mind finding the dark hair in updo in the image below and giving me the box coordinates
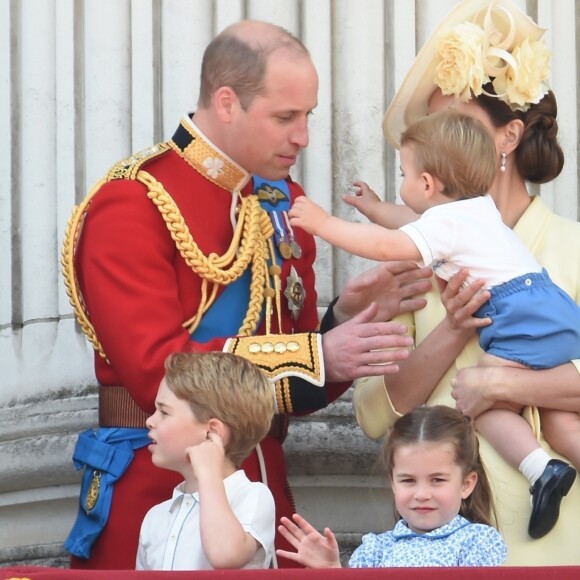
[475,83,564,184]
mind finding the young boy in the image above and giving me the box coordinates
[136,351,276,570]
[289,109,580,540]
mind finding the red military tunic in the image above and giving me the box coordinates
[67,116,350,569]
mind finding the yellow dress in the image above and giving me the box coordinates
[353,196,580,565]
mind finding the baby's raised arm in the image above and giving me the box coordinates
[344,181,419,229]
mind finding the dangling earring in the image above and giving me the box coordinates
[500,152,507,172]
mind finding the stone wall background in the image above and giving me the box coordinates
[1,0,578,567]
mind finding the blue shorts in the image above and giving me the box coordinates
[475,269,580,369]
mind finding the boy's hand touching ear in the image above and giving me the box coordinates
[185,432,226,479]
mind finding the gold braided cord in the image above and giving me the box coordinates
[239,234,267,337]
[60,179,109,360]
[61,166,281,361]
[138,170,277,337]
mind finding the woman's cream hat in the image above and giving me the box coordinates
[383,0,549,148]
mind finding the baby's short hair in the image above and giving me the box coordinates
[164,351,275,467]
[401,109,496,199]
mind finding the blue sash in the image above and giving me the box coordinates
[64,427,150,558]
[192,176,290,341]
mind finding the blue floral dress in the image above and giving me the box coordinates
[348,515,507,567]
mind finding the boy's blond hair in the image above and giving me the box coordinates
[401,110,496,200]
[164,352,275,467]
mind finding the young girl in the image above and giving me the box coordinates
[277,405,507,567]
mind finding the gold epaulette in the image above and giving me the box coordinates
[60,142,169,361]
[105,143,171,181]
[61,153,276,362]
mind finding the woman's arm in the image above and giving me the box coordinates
[452,363,580,418]
[385,270,490,413]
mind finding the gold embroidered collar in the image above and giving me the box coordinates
[169,116,251,192]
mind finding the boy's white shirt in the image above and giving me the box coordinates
[136,470,275,570]
[400,195,541,286]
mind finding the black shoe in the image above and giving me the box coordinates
[528,459,576,539]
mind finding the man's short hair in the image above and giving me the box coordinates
[198,22,309,110]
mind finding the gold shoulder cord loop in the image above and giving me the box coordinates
[61,162,280,361]
[140,170,277,337]
[61,179,109,360]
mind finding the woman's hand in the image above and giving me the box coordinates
[439,268,491,333]
[451,366,499,418]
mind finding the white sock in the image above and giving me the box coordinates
[519,448,552,485]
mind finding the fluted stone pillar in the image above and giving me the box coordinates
[1,0,578,570]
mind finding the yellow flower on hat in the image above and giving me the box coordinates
[493,38,551,112]
[432,3,551,113]
[435,22,489,102]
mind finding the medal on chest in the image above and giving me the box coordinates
[284,266,306,320]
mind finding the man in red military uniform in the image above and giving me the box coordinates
[61,20,431,569]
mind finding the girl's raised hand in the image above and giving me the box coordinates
[276,513,341,568]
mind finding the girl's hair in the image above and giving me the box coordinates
[382,405,498,528]
[164,351,274,468]
[475,84,564,184]
[400,110,496,200]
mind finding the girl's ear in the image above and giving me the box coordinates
[461,471,478,499]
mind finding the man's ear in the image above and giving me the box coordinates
[214,86,239,123]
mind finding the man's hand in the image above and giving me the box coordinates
[288,196,329,235]
[323,303,415,382]
[333,261,432,325]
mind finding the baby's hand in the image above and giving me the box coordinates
[343,180,382,219]
[288,196,328,235]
